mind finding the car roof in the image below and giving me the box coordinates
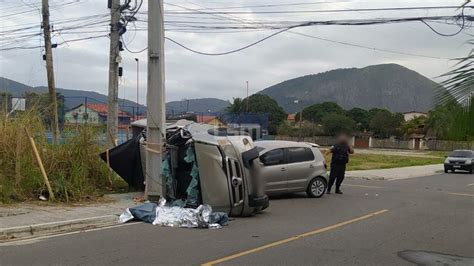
[254,140,316,150]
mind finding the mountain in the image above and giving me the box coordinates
[258,64,439,113]
[166,98,230,114]
[0,77,147,115]
[0,77,228,114]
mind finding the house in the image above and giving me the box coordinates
[403,111,427,121]
[287,114,296,124]
[196,115,226,127]
[64,103,131,127]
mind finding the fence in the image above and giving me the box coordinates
[426,140,474,151]
[371,139,412,149]
[275,135,337,146]
[275,135,474,151]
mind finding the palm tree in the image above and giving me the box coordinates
[434,37,473,140]
[226,97,244,113]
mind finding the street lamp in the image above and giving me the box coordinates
[294,99,304,141]
[134,58,139,121]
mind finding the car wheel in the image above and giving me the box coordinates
[307,177,326,198]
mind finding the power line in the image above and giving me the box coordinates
[164,5,474,15]
[163,15,471,56]
[288,31,450,60]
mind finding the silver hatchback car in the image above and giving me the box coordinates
[252,141,328,198]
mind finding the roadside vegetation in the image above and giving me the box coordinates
[0,110,121,203]
[322,151,443,171]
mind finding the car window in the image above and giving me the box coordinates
[287,147,315,163]
[260,148,285,166]
[449,150,473,158]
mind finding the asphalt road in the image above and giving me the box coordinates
[1,173,473,265]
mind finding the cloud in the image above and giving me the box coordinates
[0,0,471,105]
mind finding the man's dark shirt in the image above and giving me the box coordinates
[331,143,350,165]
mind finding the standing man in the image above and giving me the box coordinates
[327,134,354,194]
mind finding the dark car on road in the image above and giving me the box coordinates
[444,150,474,174]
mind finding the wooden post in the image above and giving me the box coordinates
[24,128,55,201]
[15,128,22,185]
[105,149,113,187]
[108,128,117,146]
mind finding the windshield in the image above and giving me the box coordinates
[448,150,473,158]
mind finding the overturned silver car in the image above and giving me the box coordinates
[102,120,269,217]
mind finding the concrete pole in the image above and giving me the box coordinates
[145,0,165,200]
[246,81,249,112]
[107,0,120,147]
[42,0,60,144]
[135,57,139,120]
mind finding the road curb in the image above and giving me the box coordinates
[0,215,119,242]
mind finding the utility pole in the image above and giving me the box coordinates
[246,81,249,112]
[107,0,121,147]
[42,0,59,144]
[145,0,165,200]
[135,57,139,121]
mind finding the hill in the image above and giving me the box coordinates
[166,98,230,114]
[0,77,147,115]
[0,77,228,114]
[258,64,438,113]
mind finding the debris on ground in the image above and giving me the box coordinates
[118,199,228,229]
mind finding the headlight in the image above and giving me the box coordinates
[466,159,473,165]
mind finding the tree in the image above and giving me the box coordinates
[369,111,404,138]
[434,36,474,140]
[300,102,344,123]
[227,94,286,135]
[226,97,244,113]
[400,115,427,137]
[277,121,324,137]
[321,113,356,136]
[426,101,472,140]
[347,107,370,131]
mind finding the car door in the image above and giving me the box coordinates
[258,148,288,193]
[285,147,316,192]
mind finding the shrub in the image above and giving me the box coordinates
[0,110,113,203]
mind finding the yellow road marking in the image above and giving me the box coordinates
[444,192,474,197]
[344,184,383,189]
[201,209,389,266]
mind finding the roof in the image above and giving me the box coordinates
[196,115,216,123]
[254,140,316,150]
[70,103,130,117]
[403,111,427,115]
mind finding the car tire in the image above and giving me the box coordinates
[444,168,448,173]
[307,177,326,198]
[470,168,473,174]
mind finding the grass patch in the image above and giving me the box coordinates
[0,110,125,203]
[323,152,443,171]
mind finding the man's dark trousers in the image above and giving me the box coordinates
[328,163,347,192]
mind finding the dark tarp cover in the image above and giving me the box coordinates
[99,135,145,190]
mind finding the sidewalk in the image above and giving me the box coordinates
[346,164,444,181]
[0,192,141,242]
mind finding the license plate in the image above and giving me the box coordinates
[453,165,461,168]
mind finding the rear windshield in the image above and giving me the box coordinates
[449,150,473,158]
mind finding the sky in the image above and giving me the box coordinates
[0,0,472,106]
